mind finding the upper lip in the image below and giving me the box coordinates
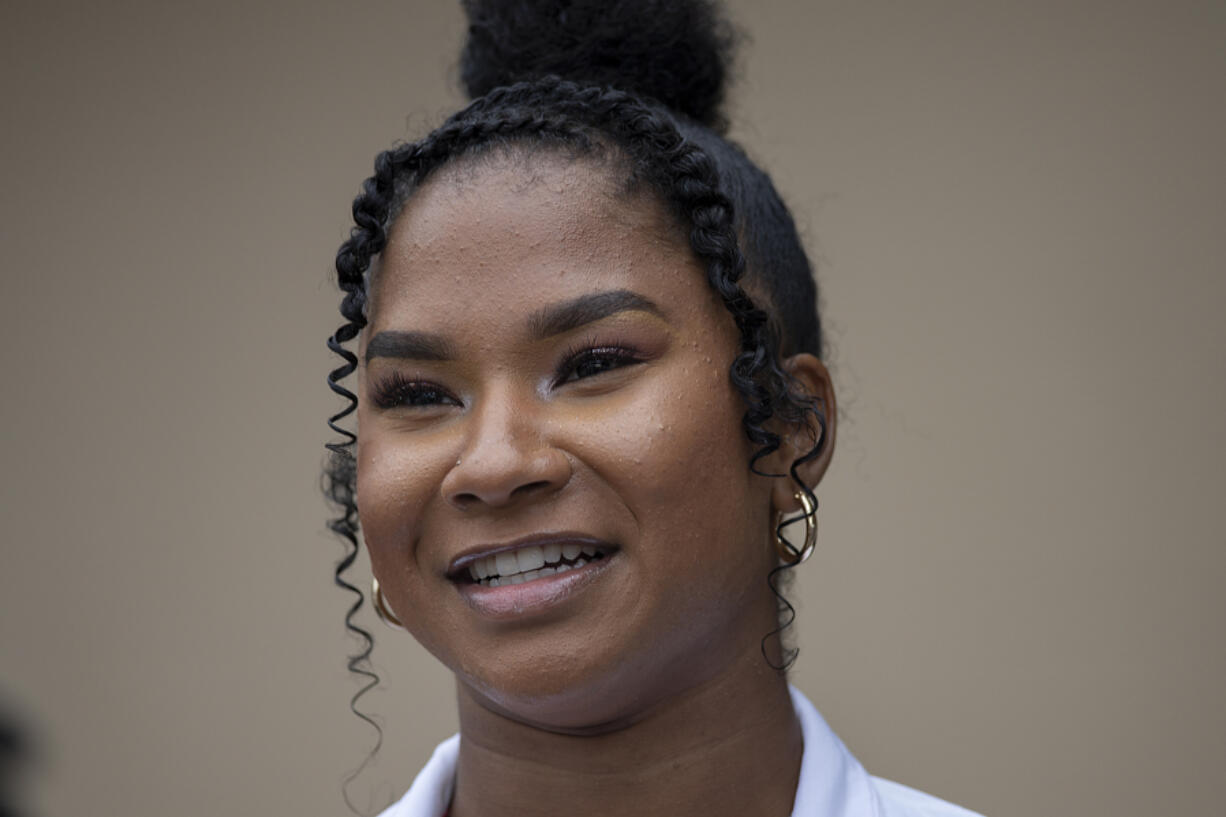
[445,531,617,579]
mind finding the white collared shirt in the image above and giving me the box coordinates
[377,686,985,817]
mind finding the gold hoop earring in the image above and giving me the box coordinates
[775,490,818,565]
[371,577,405,631]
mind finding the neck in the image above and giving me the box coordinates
[449,649,802,817]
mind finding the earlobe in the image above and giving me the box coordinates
[769,352,837,514]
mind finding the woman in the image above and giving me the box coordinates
[324,2,984,815]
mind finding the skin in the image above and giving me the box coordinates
[356,148,836,817]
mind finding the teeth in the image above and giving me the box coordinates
[471,543,607,586]
[516,546,545,573]
[495,551,519,577]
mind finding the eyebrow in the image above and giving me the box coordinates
[364,331,456,363]
[364,289,664,364]
[528,289,664,339]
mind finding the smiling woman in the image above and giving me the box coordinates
[323,2,981,816]
[358,153,791,729]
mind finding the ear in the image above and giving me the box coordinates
[767,353,837,514]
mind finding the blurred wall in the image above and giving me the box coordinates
[1,1,1222,815]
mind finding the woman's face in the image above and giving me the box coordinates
[356,152,781,730]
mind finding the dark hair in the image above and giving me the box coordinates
[324,0,827,803]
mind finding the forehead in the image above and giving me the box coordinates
[368,152,718,332]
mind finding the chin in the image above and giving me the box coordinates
[452,627,738,734]
[455,645,632,731]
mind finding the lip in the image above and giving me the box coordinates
[447,532,619,620]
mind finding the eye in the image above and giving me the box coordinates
[369,372,461,410]
[556,344,643,385]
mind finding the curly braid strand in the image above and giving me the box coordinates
[323,141,414,806]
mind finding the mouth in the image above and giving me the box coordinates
[447,534,618,618]
[456,540,611,587]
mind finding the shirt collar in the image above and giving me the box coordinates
[384,685,880,817]
[788,685,882,817]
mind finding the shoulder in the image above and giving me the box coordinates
[870,775,987,817]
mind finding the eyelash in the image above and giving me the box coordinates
[369,373,459,411]
[368,340,644,410]
[554,339,643,385]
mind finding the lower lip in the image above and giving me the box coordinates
[455,555,617,620]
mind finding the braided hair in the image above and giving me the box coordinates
[324,0,828,800]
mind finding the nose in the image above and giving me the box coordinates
[440,388,572,511]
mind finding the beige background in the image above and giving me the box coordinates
[2,1,1223,815]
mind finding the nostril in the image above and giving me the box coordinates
[451,492,481,510]
[510,480,553,500]
[448,480,557,511]
[442,447,572,510]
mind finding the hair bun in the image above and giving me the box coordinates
[459,0,737,132]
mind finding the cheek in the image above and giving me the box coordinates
[355,427,437,570]
[580,354,765,567]
[574,356,777,678]
[356,429,465,656]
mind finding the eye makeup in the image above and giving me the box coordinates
[553,337,646,386]
[368,371,460,411]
